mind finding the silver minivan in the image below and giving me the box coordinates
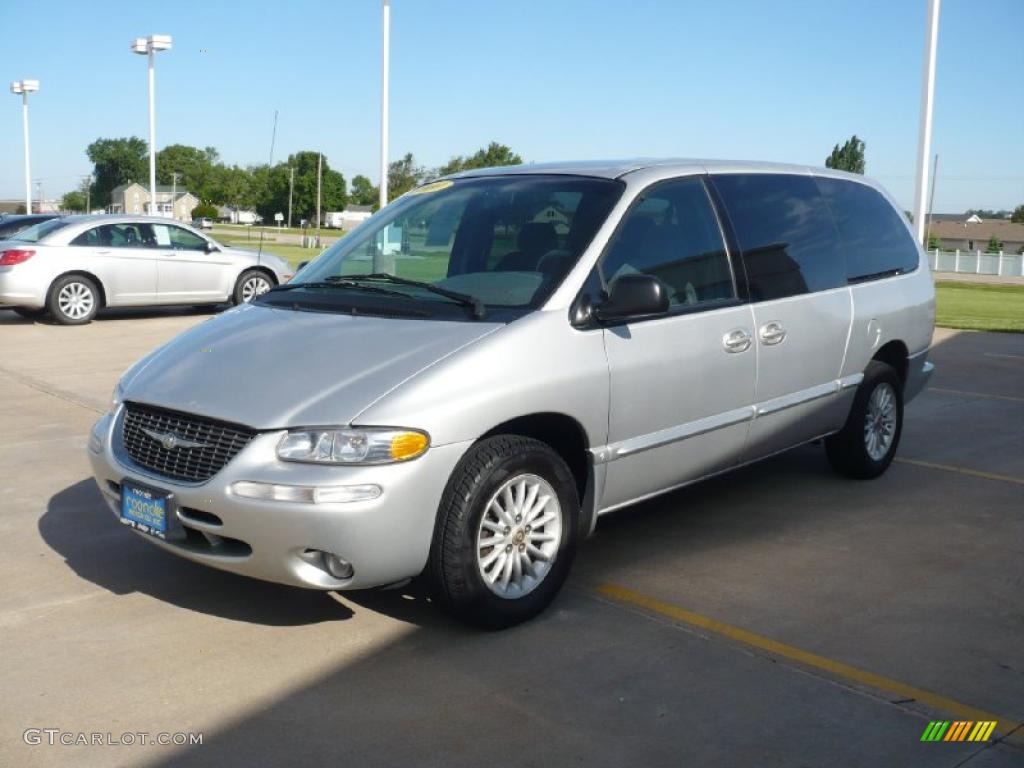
[88,160,935,627]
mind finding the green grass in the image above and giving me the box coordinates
[935,282,1024,333]
[218,235,326,270]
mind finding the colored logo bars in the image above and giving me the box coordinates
[921,721,997,742]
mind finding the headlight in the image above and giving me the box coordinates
[110,381,125,413]
[277,428,429,465]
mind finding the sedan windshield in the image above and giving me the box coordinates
[11,218,73,243]
[283,175,623,316]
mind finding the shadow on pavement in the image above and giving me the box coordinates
[0,305,222,326]
[41,479,353,626]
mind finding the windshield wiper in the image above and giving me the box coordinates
[264,280,410,299]
[340,273,486,319]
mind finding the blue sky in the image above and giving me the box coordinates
[1,0,1021,212]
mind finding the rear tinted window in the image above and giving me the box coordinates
[815,177,919,282]
[712,173,844,301]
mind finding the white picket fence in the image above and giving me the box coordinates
[928,249,1024,278]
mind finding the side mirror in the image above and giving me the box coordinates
[296,260,310,272]
[205,240,218,253]
[593,274,669,323]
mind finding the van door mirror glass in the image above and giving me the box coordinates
[594,274,669,323]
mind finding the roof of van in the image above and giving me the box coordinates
[448,159,865,182]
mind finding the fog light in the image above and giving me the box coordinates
[323,552,354,580]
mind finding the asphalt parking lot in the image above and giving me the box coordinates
[1,307,1021,767]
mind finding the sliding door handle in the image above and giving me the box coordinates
[723,328,752,353]
[759,322,787,345]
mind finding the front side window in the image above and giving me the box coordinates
[599,176,735,308]
[165,225,208,251]
[814,177,919,282]
[712,173,844,301]
[290,175,623,316]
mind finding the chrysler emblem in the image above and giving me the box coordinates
[141,427,209,451]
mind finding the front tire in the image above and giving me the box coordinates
[233,269,273,304]
[826,361,903,479]
[428,435,580,629]
[47,275,99,325]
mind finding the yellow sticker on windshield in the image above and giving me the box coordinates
[407,180,453,196]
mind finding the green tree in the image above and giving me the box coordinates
[62,190,87,212]
[388,153,427,201]
[438,142,523,176]
[985,234,1003,253]
[86,137,148,208]
[157,144,221,202]
[926,232,941,250]
[255,152,347,225]
[191,202,218,219]
[825,135,866,174]
[1011,205,1024,224]
[350,174,378,206]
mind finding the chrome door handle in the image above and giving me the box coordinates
[759,322,787,345]
[723,328,752,353]
[96,249,111,254]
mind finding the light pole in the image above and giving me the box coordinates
[379,0,390,208]
[912,0,940,245]
[10,79,39,214]
[131,35,172,215]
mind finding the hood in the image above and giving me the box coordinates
[122,303,501,429]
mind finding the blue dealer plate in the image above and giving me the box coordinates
[120,482,169,538]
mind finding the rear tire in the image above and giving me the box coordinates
[47,275,99,325]
[233,269,273,304]
[826,361,903,479]
[428,435,580,629]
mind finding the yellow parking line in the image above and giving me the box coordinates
[894,457,1024,486]
[928,386,1024,404]
[596,583,1020,737]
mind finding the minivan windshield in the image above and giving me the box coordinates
[11,218,73,243]
[271,175,623,318]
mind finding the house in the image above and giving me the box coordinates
[929,216,1024,254]
[108,182,199,221]
[216,205,262,225]
[338,204,373,230]
[531,205,571,235]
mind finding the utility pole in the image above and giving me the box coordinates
[316,152,323,246]
[288,166,295,229]
[35,180,42,213]
[379,0,390,208]
[171,171,180,220]
[913,0,941,245]
[82,175,91,213]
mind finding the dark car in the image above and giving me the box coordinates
[0,214,62,240]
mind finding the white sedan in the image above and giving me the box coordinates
[0,215,292,324]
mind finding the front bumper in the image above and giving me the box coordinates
[88,409,471,590]
[904,350,935,404]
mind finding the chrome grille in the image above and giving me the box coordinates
[121,402,256,483]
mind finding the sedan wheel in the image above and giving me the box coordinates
[47,275,99,325]
[234,270,273,304]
